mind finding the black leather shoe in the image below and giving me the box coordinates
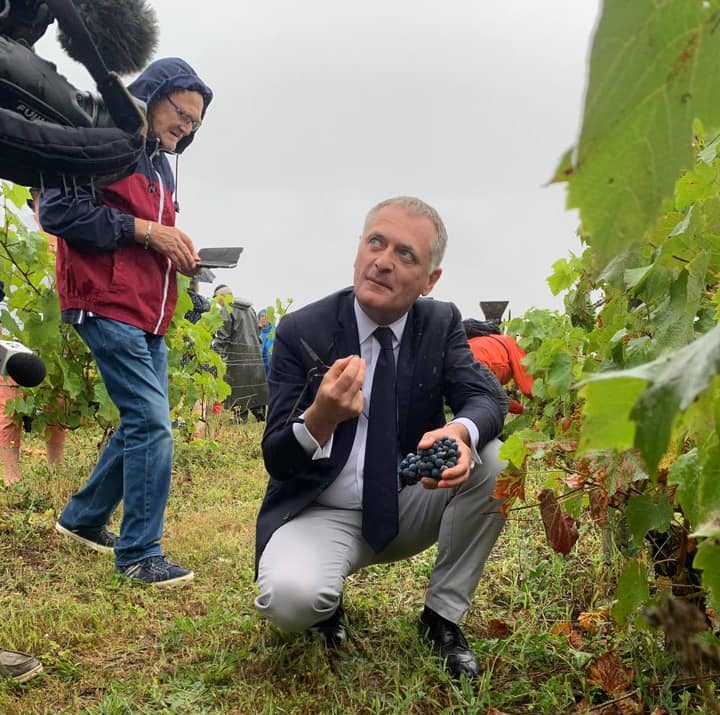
[307,601,347,648]
[419,606,479,679]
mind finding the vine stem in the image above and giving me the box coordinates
[1,196,43,297]
[588,690,639,712]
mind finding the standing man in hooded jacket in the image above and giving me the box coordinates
[40,58,213,586]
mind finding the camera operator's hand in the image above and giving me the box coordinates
[134,219,200,274]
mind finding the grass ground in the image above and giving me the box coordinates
[0,418,716,714]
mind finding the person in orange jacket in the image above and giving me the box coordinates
[463,319,533,414]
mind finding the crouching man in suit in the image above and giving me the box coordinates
[254,196,508,680]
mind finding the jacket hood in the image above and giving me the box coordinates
[128,57,213,154]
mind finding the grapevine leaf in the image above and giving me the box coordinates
[612,558,650,625]
[93,382,118,424]
[494,473,526,517]
[630,384,680,476]
[548,146,575,184]
[538,488,579,557]
[700,134,720,163]
[693,539,720,608]
[3,182,29,209]
[668,449,701,527]
[624,265,651,290]
[498,430,527,470]
[546,353,574,394]
[699,441,720,520]
[580,324,720,473]
[547,255,582,296]
[564,0,720,268]
[59,360,85,399]
[624,493,673,547]
[578,378,646,454]
[675,160,719,211]
[651,271,694,353]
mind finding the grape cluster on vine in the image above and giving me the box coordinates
[398,437,459,487]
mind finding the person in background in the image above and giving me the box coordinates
[463,318,534,414]
[254,196,507,681]
[257,308,275,377]
[40,58,213,586]
[213,286,269,422]
[0,190,66,486]
[0,381,65,486]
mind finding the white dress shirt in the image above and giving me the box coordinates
[292,299,480,509]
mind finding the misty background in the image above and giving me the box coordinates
[35,1,599,321]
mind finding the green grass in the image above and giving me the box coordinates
[0,419,716,714]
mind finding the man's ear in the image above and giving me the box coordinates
[422,268,442,296]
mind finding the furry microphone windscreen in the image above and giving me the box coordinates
[57,0,159,75]
[6,352,46,388]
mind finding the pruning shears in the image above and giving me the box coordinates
[300,337,331,380]
[284,339,332,425]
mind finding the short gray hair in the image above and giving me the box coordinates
[363,196,447,272]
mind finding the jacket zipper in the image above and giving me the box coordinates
[153,168,172,334]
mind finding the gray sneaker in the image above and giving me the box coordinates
[0,650,43,683]
[119,556,194,587]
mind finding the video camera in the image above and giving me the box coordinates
[0,0,158,189]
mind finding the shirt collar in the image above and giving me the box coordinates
[354,298,408,347]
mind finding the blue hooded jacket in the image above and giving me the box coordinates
[40,58,213,335]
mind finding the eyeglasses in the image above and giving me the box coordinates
[166,95,202,132]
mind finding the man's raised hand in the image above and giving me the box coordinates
[303,355,366,446]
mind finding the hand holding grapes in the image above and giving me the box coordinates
[413,424,472,490]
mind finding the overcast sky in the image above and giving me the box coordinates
[36,1,599,321]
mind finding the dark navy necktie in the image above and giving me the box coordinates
[362,326,399,552]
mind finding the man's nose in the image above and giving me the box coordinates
[375,248,393,271]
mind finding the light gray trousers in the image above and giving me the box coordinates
[255,438,506,630]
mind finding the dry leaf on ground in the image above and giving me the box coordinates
[487,618,512,639]
[587,651,634,695]
[578,609,611,633]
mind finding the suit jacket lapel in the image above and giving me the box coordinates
[330,291,361,361]
[326,291,361,470]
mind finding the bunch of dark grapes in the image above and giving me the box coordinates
[398,437,460,487]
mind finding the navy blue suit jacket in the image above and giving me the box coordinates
[255,287,507,571]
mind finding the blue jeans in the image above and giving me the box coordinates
[60,318,174,568]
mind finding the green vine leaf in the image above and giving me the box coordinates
[612,558,650,625]
[668,449,702,527]
[693,540,720,608]
[580,325,720,473]
[578,378,646,454]
[563,0,720,268]
[625,493,673,547]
